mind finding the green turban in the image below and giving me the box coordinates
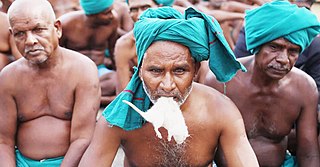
[126,0,175,6]
[102,7,246,130]
[80,0,114,15]
[245,0,320,54]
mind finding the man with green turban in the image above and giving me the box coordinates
[59,0,119,106]
[79,7,259,167]
[205,1,320,166]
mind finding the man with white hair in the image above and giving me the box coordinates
[0,0,100,166]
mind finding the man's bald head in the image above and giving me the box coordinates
[7,0,56,25]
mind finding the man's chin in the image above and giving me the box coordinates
[28,57,48,65]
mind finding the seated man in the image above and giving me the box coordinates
[205,1,320,166]
[0,11,21,71]
[79,7,259,167]
[114,0,159,94]
[59,0,118,106]
[0,0,101,166]
[48,0,81,17]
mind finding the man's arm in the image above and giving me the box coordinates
[108,22,120,70]
[79,117,122,166]
[219,98,259,167]
[114,31,136,94]
[0,68,17,166]
[60,60,101,167]
[296,75,320,166]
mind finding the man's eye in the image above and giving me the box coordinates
[141,5,151,11]
[14,31,25,37]
[269,44,277,50]
[150,69,162,73]
[130,8,138,13]
[289,49,300,56]
[174,69,185,74]
[34,28,45,33]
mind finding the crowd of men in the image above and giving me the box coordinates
[0,0,319,166]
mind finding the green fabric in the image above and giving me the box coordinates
[281,151,297,167]
[245,0,320,54]
[154,0,175,6]
[102,7,246,130]
[16,149,63,167]
[126,0,174,6]
[80,0,114,15]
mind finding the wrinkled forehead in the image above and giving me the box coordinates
[141,41,194,67]
[8,0,55,22]
[128,0,157,8]
[265,37,301,49]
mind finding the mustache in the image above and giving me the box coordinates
[24,45,45,53]
[267,63,290,71]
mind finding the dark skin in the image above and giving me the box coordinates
[205,38,320,167]
[0,11,21,71]
[115,0,158,94]
[59,5,119,105]
[48,0,80,17]
[79,41,259,167]
[0,0,100,166]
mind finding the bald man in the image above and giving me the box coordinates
[0,0,100,166]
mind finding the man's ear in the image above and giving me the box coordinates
[194,62,200,78]
[9,27,13,35]
[54,19,62,38]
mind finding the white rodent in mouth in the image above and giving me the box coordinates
[122,97,189,144]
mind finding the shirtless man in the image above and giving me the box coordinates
[205,1,320,166]
[0,0,100,166]
[59,0,119,105]
[114,0,134,36]
[0,11,21,71]
[48,0,80,17]
[114,0,158,94]
[79,7,259,166]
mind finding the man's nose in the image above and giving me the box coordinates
[160,73,176,92]
[275,51,289,64]
[137,9,146,20]
[25,31,37,45]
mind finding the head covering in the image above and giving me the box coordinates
[102,7,246,130]
[80,0,114,15]
[126,0,174,6]
[245,0,320,54]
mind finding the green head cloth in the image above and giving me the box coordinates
[102,7,246,130]
[80,0,114,15]
[126,0,175,6]
[245,0,320,54]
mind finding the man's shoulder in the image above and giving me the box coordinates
[0,58,26,87]
[61,47,95,66]
[58,10,84,26]
[191,83,242,122]
[192,83,231,105]
[290,67,317,88]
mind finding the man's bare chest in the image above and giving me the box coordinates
[122,123,216,167]
[15,79,75,122]
[66,29,112,50]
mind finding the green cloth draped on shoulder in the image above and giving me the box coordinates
[245,0,320,54]
[102,7,246,130]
